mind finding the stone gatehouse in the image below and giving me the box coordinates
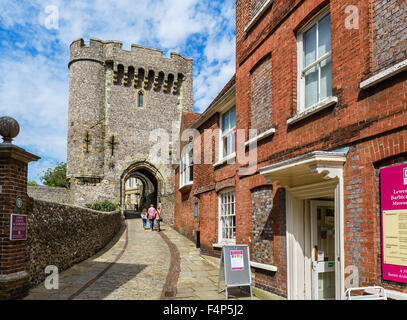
[67,38,194,225]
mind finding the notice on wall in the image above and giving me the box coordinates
[383,210,407,266]
[381,164,407,283]
[230,250,244,271]
[9,214,27,241]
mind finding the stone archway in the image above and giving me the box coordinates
[120,161,164,212]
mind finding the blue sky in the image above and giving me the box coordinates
[0,0,236,183]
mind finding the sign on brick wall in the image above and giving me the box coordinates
[10,214,27,241]
[380,164,407,283]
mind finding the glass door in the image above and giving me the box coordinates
[311,201,336,300]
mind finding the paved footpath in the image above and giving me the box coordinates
[24,219,253,300]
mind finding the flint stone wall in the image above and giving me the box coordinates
[27,199,123,287]
[28,186,71,204]
[373,0,407,73]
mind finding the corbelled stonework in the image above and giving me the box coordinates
[67,38,193,225]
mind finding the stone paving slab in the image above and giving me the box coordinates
[24,219,256,300]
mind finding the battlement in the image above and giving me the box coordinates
[69,38,193,97]
[70,38,192,67]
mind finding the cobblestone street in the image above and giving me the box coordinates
[24,219,253,300]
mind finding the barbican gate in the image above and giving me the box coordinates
[67,38,193,224]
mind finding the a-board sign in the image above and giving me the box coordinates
[9,214,27,241]
[218,245,252,299]
[380,164,407,283]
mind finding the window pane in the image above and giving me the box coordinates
[231,131,236,154]
[305,66,318,108]
[320,56,332,100]
[189,149,193,164]
[318,14,331,58]
[223,136,229,157]
[189,164,193,182]
[223,112,230,131]
[138,92,143,108]
[304,24,317,67]
[229,107,236,128]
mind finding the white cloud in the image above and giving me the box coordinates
[0,52,68,159]
[0,0,236,181]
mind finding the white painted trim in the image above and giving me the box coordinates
[179,143,193,188]
[282,169,345,300]
[336,175,345,300]
[285,191,293,300]
[259,150,346,178]
[244,0,274,33]
[178,182,193,191]
[296,7,332,113]
[212,243,224,248]
[302,51,331,76]
[250,261,278,272]
[310,200,335,300]
[360,58,407,89]
[244,128,276,147]
[217,106,236,166]
[287,96,338,126]
[217,188,236,244]
[213,153,236,167]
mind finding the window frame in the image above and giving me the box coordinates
[219,106,236,162]
[218,188,236,244]
[137,90,145,109]
[179,143,194,188]
[297,6,332,113]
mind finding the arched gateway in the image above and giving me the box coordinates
[121,161,164,211]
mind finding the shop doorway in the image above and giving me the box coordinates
[311,201,335,300]
[259,150,347,300]
[286,182,343,300]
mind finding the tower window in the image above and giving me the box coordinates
[138,91,144,108]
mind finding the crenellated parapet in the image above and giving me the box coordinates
[69,38,193,96]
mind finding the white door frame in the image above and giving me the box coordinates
[286,177,345,300]
[310,200,335,300]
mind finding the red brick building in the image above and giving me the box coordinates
[175,0,407,300]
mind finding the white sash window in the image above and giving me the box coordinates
[298,10,332,111]
[220,106,236,159]
[180,144,193,188]
[218,190,236,243]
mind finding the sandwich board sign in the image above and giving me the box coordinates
[218,245,252,299]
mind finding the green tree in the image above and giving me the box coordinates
[41,161,67,187]
[85,201,118,212]
[27,180,39,186]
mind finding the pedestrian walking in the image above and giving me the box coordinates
[147,204,157,231]
[156,206,162,232]
[140,208,148,230]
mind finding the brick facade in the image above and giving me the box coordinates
[175,0,407,299]
[174,111,200,242]
[0,144,39,299]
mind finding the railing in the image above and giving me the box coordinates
[345,286,387,300]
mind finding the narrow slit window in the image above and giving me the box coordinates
[138,91,144,108]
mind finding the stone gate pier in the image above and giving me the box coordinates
[0,116,40,299]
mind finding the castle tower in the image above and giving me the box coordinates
[67,39,106,186]
[67,38,193,224]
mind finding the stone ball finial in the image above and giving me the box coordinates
[0,116,20,143]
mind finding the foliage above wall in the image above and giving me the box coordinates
[85,200,119,212]
[41,162,67,188]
